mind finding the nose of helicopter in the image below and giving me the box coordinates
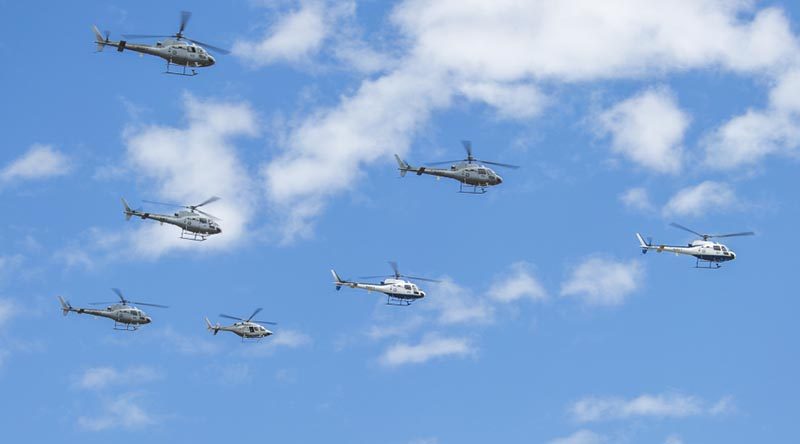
[208,55,216,66]
[496,176,503,184]
[144,316,152,324]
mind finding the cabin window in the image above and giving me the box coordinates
[249,326,255,332]
[721,246,728,252]
[478,169,487,174]
[404,284,411,290]
[189,47,196,53]
[713,246,721,251]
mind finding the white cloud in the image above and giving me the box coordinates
[379,334,475,367]
[241,329,312,357]
[705,69,800,169]
[121,94,259,257]
[260,1,799,236]
[159,327,221,355]
[1,144,71,183]
[487,261,547,303]
[425,278,494,325]
[458,81,547,120]
[234,1,331,66]
[662,181,738,217]
[263,65,452,241]
[0,299,15,326]
[620,187,655,212]
[74,366,161,391]
[664,435,684,444]
[597,88,689,173]
[77,393,157,431]
[570,393,731,423]
[561,258,641,306]
[548,430,605,444]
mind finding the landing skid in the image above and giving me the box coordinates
[459,183,488,194]
[695,258,722,269]
[165,60,197,76]
[386,295,413,306]
[114,322,138,331]
[180,229,208,241]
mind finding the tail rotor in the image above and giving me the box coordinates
[57,296,72,316]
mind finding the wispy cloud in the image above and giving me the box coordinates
[120,94,259,257]
[561,258,641,306]
[619,187,655,213]
[548,430,605,444]
[597,87,689,174]
[0,144,71,183]
[240,329,312,357]
[662,181,739,217]
[379,334,475,367]
[487,261,547,303]
[570,393,734,423]
[73,365,162,391]
[77,393,158,431]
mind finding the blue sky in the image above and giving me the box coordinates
[1,1,799,443]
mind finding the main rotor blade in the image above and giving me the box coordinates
[194,196,220,208]
[133,302,169,308]
[186,38,230,55]
[111,288,126,303]
[480,160,520,169]
[247,308,263,322]
[425,160,463,166]
[389,261,400,278]
[403,275,441,283]
[121,34,173,39]
[142,199,182,208]
[179,10,192,35]
[195,208,221,221]
[461,140,473,158]
[219,314,244,322]
[712,231,756,238]
[253,320,277,326]
[670,222,705,238]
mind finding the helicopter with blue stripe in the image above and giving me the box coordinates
[637,223,754,269]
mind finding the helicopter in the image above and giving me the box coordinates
[121,196,222,241]
[57,288,167,331]
[637,223,755,269]
[394,140,520,194]
[92,11,229,76]
[205,308,276,341]
[330,261,439,306]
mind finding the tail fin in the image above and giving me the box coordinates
[121,197,133,221]
[330,269,344,291]
[636,233,650,254]
[58,296,72,316]
[92,25,107,52]
[394,154,411,178]
[205,317,219,335]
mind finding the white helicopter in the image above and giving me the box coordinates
[394,140,519,194]
[57,288,167,331]
[92,11,229,76]
[121,196,222,241]
[205,308,276,341]
[637,223,755,269]
[331,261,438,306]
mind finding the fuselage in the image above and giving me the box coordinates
[69,304,152,325]
[214,321,272,339]
[336,277,426,301]
[102,38,216,67]
[643,239,736,263]
[416,163,503,187]
[126,208,222,235]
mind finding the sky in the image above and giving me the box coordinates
[0,0,799,442]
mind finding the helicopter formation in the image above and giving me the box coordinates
[61,11,758,338]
